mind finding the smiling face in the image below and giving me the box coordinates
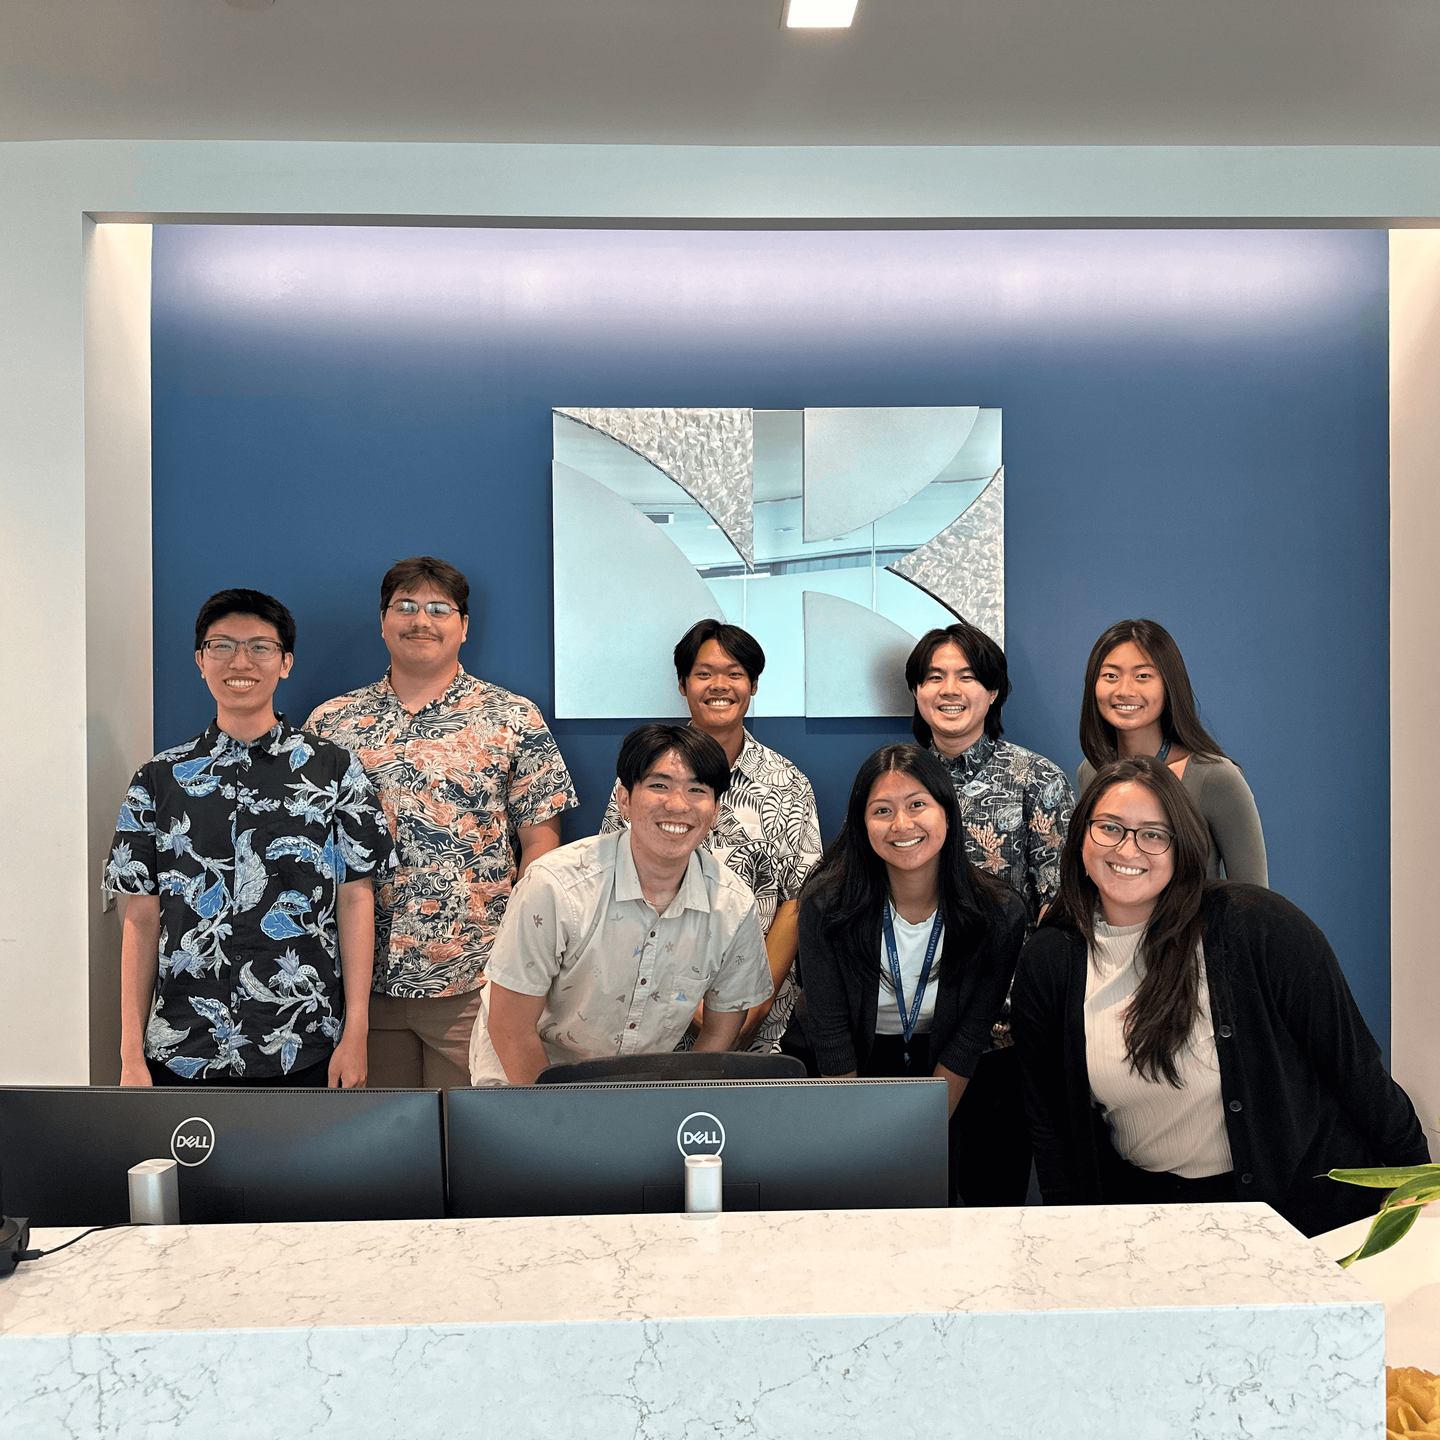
[913,642,999,757]
[381,581,469,675]
[194,613,293,727]
[1095,641,1167,741]
[616,748,719,872]
[864,767,949,880]
[680,639,756,735]
[1081,780,1176,926]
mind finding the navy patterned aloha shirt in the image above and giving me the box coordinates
[105,717,396,1080]
[935,733,1075,928]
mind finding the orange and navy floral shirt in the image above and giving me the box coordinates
[306,668,578,999]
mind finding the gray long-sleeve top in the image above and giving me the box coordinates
[1076,752,1268,886]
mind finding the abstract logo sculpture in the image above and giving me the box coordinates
[553,406,1004,718]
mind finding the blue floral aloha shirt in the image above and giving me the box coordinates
[105,717,397,1080]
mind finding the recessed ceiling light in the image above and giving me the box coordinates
[784,0,858,28]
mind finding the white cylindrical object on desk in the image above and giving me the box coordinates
[684,1154,723,1213]
[128,1158,180,1225]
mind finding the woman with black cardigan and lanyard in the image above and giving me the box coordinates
[1011,754,1427,1237]
[798,745,1027,1204]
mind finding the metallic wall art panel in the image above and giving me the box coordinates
[553,406,1003,719]
[801,407,979,543]
[552,462,723,720]
[802,591,920,718]
[888,469,1006,649]
[555,407,754,566]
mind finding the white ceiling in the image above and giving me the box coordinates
[5,0,1440,146]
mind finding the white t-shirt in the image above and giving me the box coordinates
[875,908,944,1036]
[1084,917,1233,1179]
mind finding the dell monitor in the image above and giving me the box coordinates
[0,1086,446,1226]
[445,1077,948,1217]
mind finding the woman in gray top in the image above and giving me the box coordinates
[1076,619,1267,885]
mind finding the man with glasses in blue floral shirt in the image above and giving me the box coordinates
[107,589,396,1088]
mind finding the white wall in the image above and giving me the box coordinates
[83,221,153,1085]
[3,139,1440,1085]
[1390,230,1440,1157]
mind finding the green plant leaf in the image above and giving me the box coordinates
[1337,1202,1424,1267]
[1383,1172,1440,1208]
[1327,1164,1440,1189]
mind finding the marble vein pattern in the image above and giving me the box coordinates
[2,1204,1384,1439]
[555,407,754,567]
[888,468,1005,646]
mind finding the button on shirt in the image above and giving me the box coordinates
[104,718,397,1081]
[469,831,773,1083]
[306,667,578,1000]
[600,730,822,1049]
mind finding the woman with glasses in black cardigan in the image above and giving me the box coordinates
[1011,755,1426,1237]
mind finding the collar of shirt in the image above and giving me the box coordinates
[731,728,765,780]
[611,828,713,919]
[377,663,477,717]
[936,732,997,780]
[204,714,298,759]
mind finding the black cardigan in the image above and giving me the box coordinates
[1010,884,1429,1237]
[797,886,1027,1080]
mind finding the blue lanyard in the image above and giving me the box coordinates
[1156,738,1172,763]
[881,904,944,1060]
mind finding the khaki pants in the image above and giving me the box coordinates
[366,985,483,1090]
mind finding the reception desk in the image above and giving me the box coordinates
[1,1203,1382,1438]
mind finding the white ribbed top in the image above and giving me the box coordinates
[1084,918,1233,1180]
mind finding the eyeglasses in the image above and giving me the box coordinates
[1087,819,1174,855]
[388,600,460,618]
[200,638,286,660]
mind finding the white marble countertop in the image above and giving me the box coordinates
[2,1205,1387,1439]
[3,1202,1374,1335]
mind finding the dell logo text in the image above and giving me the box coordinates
[170,1116,217,1167]
[676,1111,725,1158]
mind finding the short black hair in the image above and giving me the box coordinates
[904,623,1011,746]
[615,724,732,802]
[194,589,296,655]
[380,556,470,617]
[673,620,765,687]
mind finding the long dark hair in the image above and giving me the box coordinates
[1078,619,1226,770]
[904,623,1011,748]
[802,744,1009,983]
[1043,755,1213,1087]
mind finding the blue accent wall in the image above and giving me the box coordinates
[151,225,1390,1047]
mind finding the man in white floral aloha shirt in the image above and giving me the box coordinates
[601,620,822,1054]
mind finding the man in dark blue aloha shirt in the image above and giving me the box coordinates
[107,589,396,1088]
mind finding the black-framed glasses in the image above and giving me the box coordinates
[388,600,459,618]
[200,638,285,660]
[1087,818,1174,855]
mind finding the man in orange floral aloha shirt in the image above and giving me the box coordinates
[307,556,577,1087]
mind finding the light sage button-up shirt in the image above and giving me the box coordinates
[469,830,772,1083]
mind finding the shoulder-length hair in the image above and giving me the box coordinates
[905,623,1012,748]
[1043,755,1214,1087]
[802,743,1009,982]
[1078,619,1226,770]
